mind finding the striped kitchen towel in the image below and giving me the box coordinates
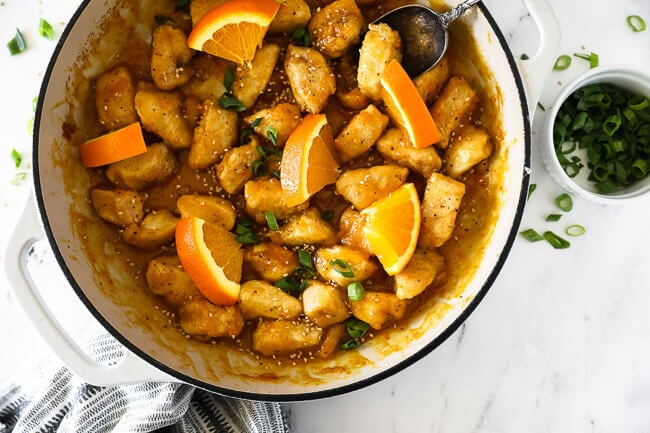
[0,334,288,433]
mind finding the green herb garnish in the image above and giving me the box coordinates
[627,15,646,32]
[219,66,246,112]
[573,52,599,69]
[520,228,544,242]
[553,55,571,71]
[7,29,26,55]
[347,282,365,301]
[542,231,571,249]
[38,18,54,40]
[555,193,573,212]
[329,259,355,278]
[545,214,562,222]
[11,149,22,168]
[234,217,259,245]
[264,211,280,230]
[565,224,586,237]
[291,27,312,47]
[341,318,370,350]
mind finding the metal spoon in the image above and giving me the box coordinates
[374,0,482,77]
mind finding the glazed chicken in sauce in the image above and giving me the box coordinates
[85,0,495,361]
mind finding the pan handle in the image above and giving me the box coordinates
[518,0,561,116]
[5,195,180,386]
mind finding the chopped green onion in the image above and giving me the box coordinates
[7,29,26,55]
[527,183,537,200]
[264,211,279,230]
[546,214,562,222]
[321,209,335,221]
[263,125,278,146]
[537,102,546,112]
[38,18,55,40]
[345,318,369,339]
[565,224,586,236]
[275,276,306,293]
[553,55,571,71]
[520,228,544,242]
[223,66,235,92]
[272,170,281,180]
[543,231,571,249]
[11,172,27,185]
[627,15,646,32]
[252,159,266,177]
[240,117,262,144]
[555,193,573,211]
[235,231,259,245]
[291,27,312,47]
[340,339,361,350]
[520,53,529,60]
[573,52,599,69]
[553,82,650,190]
[11,149,22,168]
[234,217,259,245]
[32,96,38,112]
[341,318,370,349]
[329,259,355,278]
[256,145,282,162]
[219,94,246,112]
[27,117,34,135]
[347,282,365,301]
[298,249,314,270]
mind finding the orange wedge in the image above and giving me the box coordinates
[79,122,147,167]
[176,216,243,305]
[380,59,441,148]
[280,114,340,207]
[187,0,280,64]
[361,183,421,275]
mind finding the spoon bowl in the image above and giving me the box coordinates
[375,0,482,77]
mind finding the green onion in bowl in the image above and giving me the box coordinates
[542,66,650,204]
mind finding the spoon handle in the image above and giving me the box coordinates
[440,0,482,27]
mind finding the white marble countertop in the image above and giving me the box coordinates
[2,0,650,432]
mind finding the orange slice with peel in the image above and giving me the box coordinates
[361,183,421,275]
[187,0,280,64]
[175,216,243,305]
[79,122,147,167]
[280,114,340,207]
[380,59,441,148]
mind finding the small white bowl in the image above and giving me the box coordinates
[542,65,650,204]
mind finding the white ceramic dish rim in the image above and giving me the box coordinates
[542,65,650,205]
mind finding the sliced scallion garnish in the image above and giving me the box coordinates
[573,52,599,69]
[252,159,266,177]
[527,183,537,200]
[329,259,355,278]
[553,55,571,71]
[543,231,571,249]
[7,29,26,55]
[554,193,573,212]
[264,211,279,230]
[38,18,55,40]
[347,282,365,301]
[291,27,312,47]
[565,224,586,237]
[627,15,646,32]
[520,228,544,242]
[264,125,278,145]
[545,214,562,222]
[11,149,22,168]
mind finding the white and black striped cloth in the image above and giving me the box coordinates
[0,334,288,433]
